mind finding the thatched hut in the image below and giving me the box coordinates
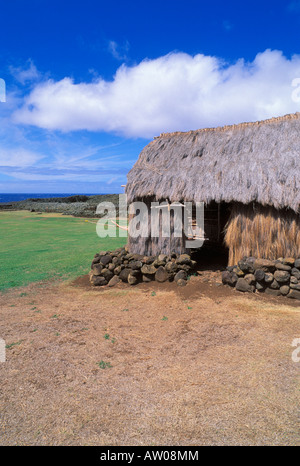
[125,112,300,265]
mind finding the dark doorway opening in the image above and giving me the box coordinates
[190,201,231,271]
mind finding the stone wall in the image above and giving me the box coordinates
[222,257,300,300]
[90,247,197,287]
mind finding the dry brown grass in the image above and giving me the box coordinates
[0,275,299,446]
[224,203,300,265]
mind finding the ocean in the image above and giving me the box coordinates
[0,193,98,203]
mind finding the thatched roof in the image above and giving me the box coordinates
[126,112,300,213]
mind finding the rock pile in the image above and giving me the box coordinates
[222,257,300,300]
[89,248,197,287]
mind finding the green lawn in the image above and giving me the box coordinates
[0,211,127,291]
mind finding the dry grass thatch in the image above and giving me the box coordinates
[126,112,300,213]
[127,202,188,256]
[224,203,300,265]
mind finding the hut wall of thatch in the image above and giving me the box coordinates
[127,197,187,256]
[224,203,300,266]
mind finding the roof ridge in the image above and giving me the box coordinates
[155,112,300,139]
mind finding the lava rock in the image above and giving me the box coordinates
[174,270,187,282]
[221,270,238,287]
[165,261,178,274]
[275,262,292,271]
[254,269,265,282]
[112,256,122,265]
[176,278,187,286]
[129,260,143,270]
[92,264,103,276]
[119,268,131,283]
[236,278,253,292]
[141,264,157,275]
[226,266,235,272]
[90,275,107,286]
[158,254,168,262]
[290,283,300,291]
[232,267,245,277]
[155,266,169,283]
[287,289,300,299]
[114,266,122,275]
[142,274,152,282]
[108,275,120,287]
[128,273,138,285]
[264,273,274,284]
[294,258,300,269]
[153,259,167,267]
[253,259,276,272]
[274,270,290,284]
[101,268,114,282]
[264,288,281,296]
[244,273,256,286]
[256,282,265,292]
[100,255,113,266]
[91,257,100,267]
[131,254,145,261]
[291,268,300,280]
[282,257,295,267]
[177,264,192,272]
[270,279,280,290]
[280,285,290,296]
[143,256,156,265]
[238,260,254,274]
[176,254,191,265]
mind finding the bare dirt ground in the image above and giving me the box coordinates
[0,271,299,446]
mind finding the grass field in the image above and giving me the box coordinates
[0,211,127,291]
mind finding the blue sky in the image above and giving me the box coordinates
[1,0,300,193]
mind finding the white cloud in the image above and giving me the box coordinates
[1,170,113,182]
[108,40,130,61]
[9,59,41,85]
[0,148,45,168]
[13,49,300,138]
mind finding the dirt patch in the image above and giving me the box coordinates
[72,271,300,307]
[0,275,299,446]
